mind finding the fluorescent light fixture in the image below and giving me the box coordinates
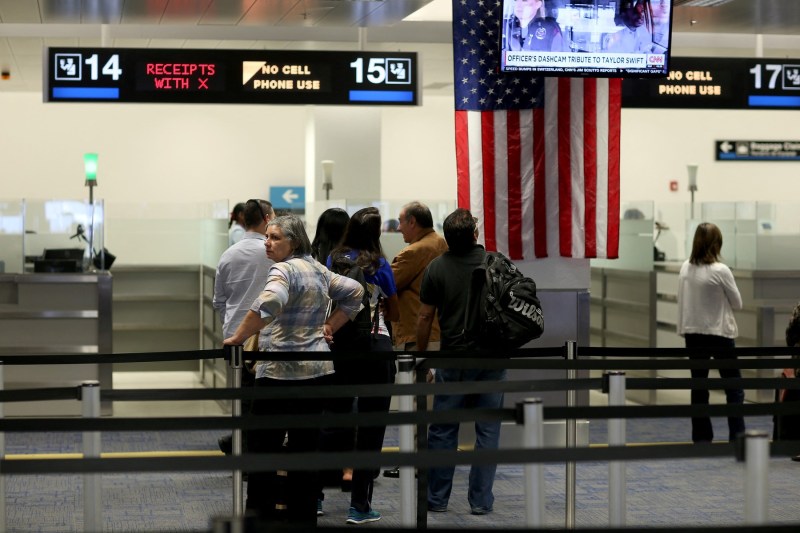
[404,0,451,22]
[674,0,734,7]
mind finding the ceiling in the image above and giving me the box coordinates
[1,0,800,94]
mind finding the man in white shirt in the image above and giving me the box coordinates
[213,198,275,453]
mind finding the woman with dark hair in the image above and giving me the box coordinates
[311,207,350,264]
[223,214,363,528]
[228,202,246,246]
[327,207,399,524]
[677,222,744,444]
[311,206,358,506]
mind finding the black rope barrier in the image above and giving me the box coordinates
[0,347,800,370]
[0,446,748,475]
[0,387,81,403]
[0,349,223,365]
[5,374,800,405]
[5,441,800,477]
[627,377,800,390]
[0,344,795,365]
[415,357,799,371]
[579,346,800,358]
[4,401,800,433]
[296,527,799,533]
[0,408,516,433]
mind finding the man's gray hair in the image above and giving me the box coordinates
[402,201,433,229]
[268,215,312,256]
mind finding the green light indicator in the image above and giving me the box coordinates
[84,153,98,184]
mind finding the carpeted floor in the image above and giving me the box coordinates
[2,372,798,532]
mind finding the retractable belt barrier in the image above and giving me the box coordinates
[0,344,797,365]
[2,343,800,532]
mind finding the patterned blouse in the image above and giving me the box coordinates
[251,254,363,380]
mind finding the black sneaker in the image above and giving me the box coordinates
[218,435,232,455]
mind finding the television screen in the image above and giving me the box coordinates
[500,0,673,78]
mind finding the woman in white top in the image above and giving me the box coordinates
[677,222,745,443]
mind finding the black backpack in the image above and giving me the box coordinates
[463,251,544,351]
[328,253,378,351]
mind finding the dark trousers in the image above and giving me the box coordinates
[350,334,395,512]
[317,368,357,495]
[318,334,395,513]
[685,333,745,443]
[247,374,332,528]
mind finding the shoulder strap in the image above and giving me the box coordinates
[372,295,382,338]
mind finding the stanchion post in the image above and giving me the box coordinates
[226,344,245,516]
[744,430,769,525]
[565,340,577,529]
[415,364,429,530]
[0,362,5,533]
[211,515,245,533]
[81,380,102,533]
[605,371,627,526]
[396,354,417,528]
[521,398,546,528]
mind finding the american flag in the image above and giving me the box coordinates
[453,0,621,259]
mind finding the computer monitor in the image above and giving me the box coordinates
[43,248,86,261]
[34,259,82,273]
[499,0,674,78]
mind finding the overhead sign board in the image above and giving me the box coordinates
[623,57,800,110]
[716,140,800,161]
[270,186,306,213]
[44,48,418,106]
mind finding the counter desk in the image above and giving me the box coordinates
[591,263,800,403]
[0,272,112,415]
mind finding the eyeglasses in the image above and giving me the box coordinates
[248,199,266,220]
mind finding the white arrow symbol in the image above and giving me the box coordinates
[282,189,299,204]
[719,141,733,153]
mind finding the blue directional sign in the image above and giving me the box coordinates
[269,186,306,212]
[716,140,800,161]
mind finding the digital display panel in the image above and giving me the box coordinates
[45,48,418,106]
[499,0,674,78]
[622,57,800,109]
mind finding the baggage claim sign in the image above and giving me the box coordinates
[45,48,418,106]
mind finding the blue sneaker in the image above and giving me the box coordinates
[317,499,324,516]
[346,507,381,524]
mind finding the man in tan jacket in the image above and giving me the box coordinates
[391,201,448,351]
[383,201,448,479]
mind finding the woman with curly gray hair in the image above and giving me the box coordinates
[224,214,364,527]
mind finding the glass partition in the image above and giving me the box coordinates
[749,202,800,270]
[609,200,800,271]
[0,200,24,273]
[3,199,106,273]
[104,200,228,268]
[592,201,655,271]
